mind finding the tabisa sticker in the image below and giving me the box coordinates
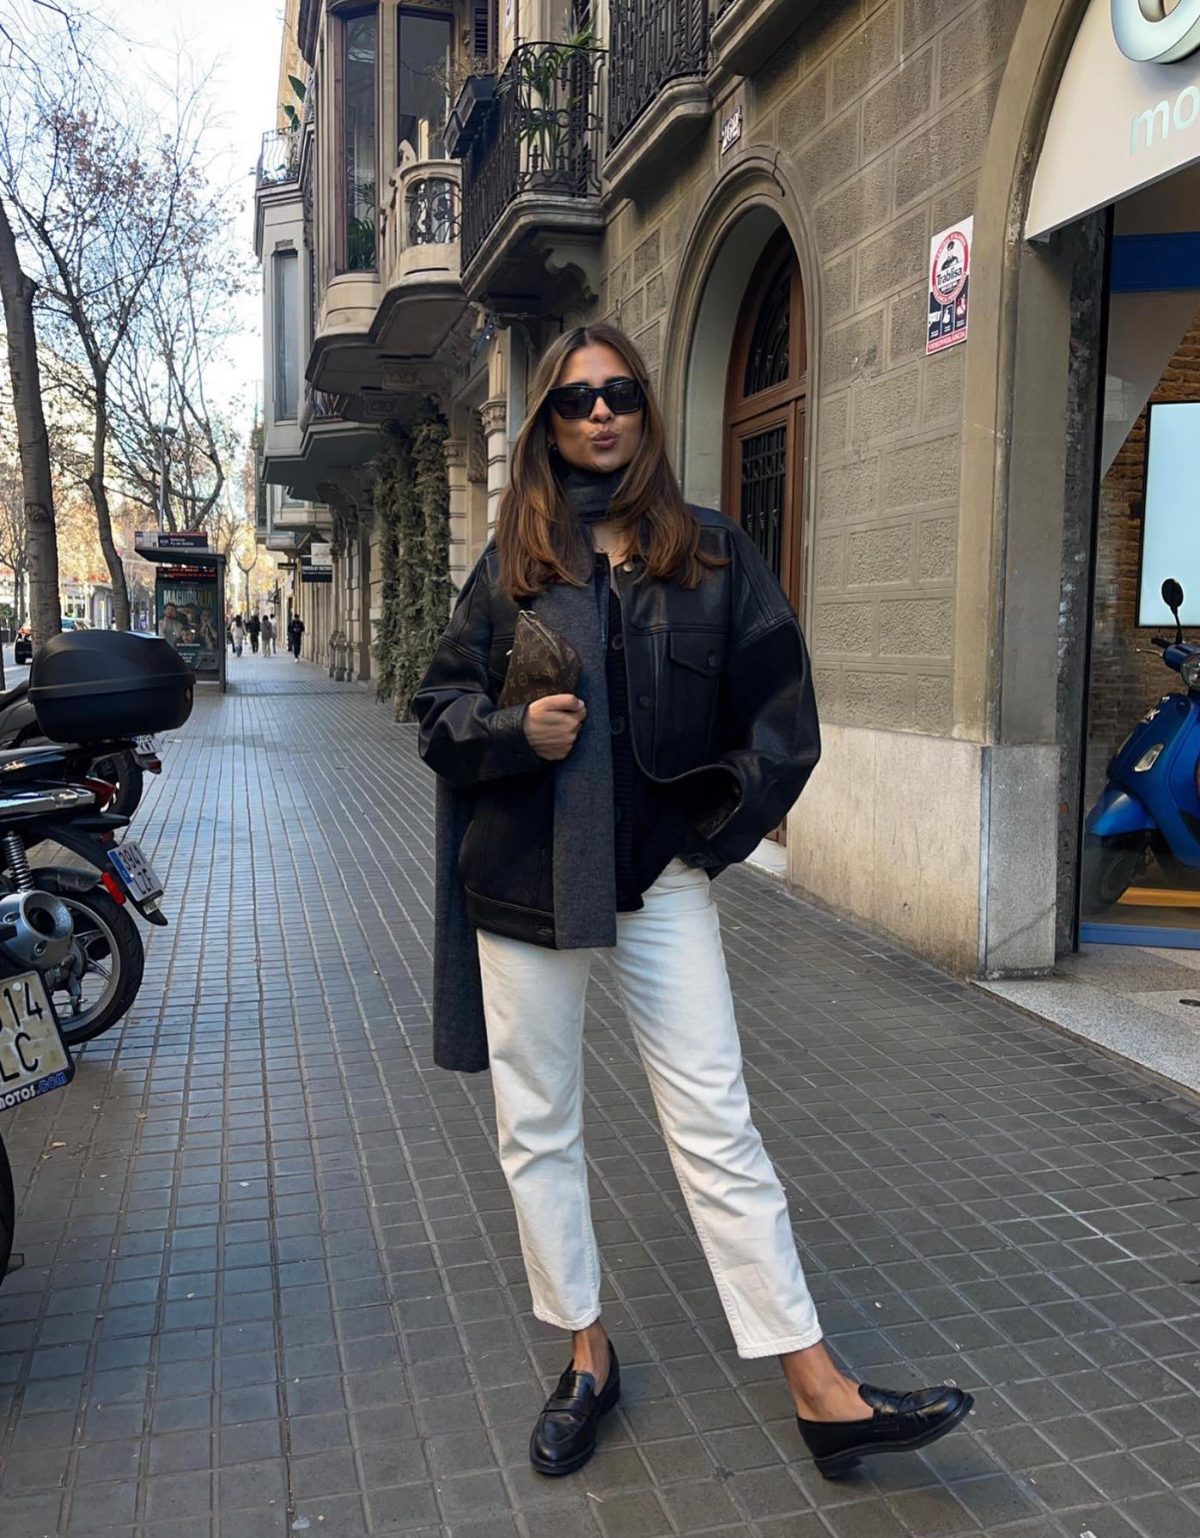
[927,216,973,356]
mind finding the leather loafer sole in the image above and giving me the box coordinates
[806,1391,974,1479]
[530,1357,620,1477]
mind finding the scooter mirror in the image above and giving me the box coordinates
[1162,578,1185,645]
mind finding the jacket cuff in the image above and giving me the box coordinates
[486,703,546,775]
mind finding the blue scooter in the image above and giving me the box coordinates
[1083,578,1200,913]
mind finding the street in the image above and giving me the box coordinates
[0,655,1197,1538]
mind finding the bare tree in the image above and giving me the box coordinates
[108,199,253,536]
[0,196,59,649]
[0,28,214,629]
[0,460,30,630]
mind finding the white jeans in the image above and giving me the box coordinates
[476,857,824,1358]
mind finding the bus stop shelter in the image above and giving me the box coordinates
[134,538,227,693]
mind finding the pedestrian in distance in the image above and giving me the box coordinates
[287,614,305,660]
[247,613,261,654]
[230,616,245,658]
[261,614,274,657]
[413,321,972,1483]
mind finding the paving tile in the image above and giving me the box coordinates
[0,659,1198,1538]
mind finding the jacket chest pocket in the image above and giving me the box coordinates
[658,630,723,767]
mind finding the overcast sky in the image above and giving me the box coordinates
[105,0,286,428]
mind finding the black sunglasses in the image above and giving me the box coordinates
[547,377,645,421]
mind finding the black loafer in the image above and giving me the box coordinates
[796,1382,973,1479]
[530,1340,620,1476]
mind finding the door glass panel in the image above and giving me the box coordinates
[739,425,787,582]
[743,266,790,397]
[398,11,451,158]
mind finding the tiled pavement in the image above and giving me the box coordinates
[0,654,1199,1538]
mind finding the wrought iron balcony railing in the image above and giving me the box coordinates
[609,0,708,150]
[300,386,345,433]
[257,128,301,189]
[407,175,460,245]
[459,41,605,274]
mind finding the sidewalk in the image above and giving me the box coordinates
[0,652,1198,1538]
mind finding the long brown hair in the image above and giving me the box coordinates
[496,322,725,598]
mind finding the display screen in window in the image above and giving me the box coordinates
[1139,401,1200,626]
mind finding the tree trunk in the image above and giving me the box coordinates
[88,377,131,631]
[0,195,59,653]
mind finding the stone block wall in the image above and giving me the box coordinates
[585,0,1027,737]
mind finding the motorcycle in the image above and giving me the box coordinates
[0,677,160,817]
[0,744,166,1047]
[1082,576,1200,913]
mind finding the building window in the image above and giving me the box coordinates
[273,249,300,420]
[342,7,377,271]
[398,9,452,159]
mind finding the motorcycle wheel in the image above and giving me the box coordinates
[39,879,145,1048]
[1080,834,1147,916]
[89,751,144,819]
[0,1136,13,1282]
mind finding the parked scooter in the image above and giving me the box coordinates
[0,677,160,817]
[1082,577,1200,913]
[0,630,193,1046]
[0,745,162,1047]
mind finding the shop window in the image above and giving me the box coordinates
[272,249,300,420]
[341,7,378,271]
[398,10,452,159]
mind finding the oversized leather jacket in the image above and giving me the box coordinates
[413,506,821,946]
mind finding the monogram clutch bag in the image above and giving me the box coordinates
[497,609,583,708]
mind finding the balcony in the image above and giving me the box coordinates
[454,42,606,312]
[709,0,821,83]
[605,1,711,201]
[278,384,382,503]
[257,128,301,190]
[372,151,468,358]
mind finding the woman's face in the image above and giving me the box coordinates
[548,342,644,475]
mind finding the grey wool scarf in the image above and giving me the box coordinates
[430,502,617,1073]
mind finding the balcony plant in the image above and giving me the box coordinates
[436,49,497,158]
[496,24,602,184]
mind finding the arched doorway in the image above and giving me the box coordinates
[721,229,807,615]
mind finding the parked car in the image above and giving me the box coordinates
[14,617,89,666]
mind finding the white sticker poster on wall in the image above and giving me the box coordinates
[927,217,973,356]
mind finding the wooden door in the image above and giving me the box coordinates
[723,230,808,842]
[723,229,807,610]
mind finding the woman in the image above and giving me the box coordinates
[413,324,971,1482]
[230,615,245,658]
[261,613,274,657]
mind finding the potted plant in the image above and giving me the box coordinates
[442,55,498,159]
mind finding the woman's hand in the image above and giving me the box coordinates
[523,694,587,761]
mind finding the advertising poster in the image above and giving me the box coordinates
[927,216,973,356]
[156,575,220,677]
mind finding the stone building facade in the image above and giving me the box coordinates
[254,0,1170,977]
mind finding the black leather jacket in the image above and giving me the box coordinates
[413,506,821,945]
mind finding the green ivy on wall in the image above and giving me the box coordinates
[372,400,451,722]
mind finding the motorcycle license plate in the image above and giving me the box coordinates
[0,971,73,1113]
[108,839,164,903]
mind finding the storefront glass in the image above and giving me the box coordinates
[1080,177,1200,943]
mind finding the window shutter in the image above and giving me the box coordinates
[472,0,494,60]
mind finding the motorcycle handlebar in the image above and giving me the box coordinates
[1151,637,1171,649]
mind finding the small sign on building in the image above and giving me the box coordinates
[927,216,973,356]
[720,104,743,155]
